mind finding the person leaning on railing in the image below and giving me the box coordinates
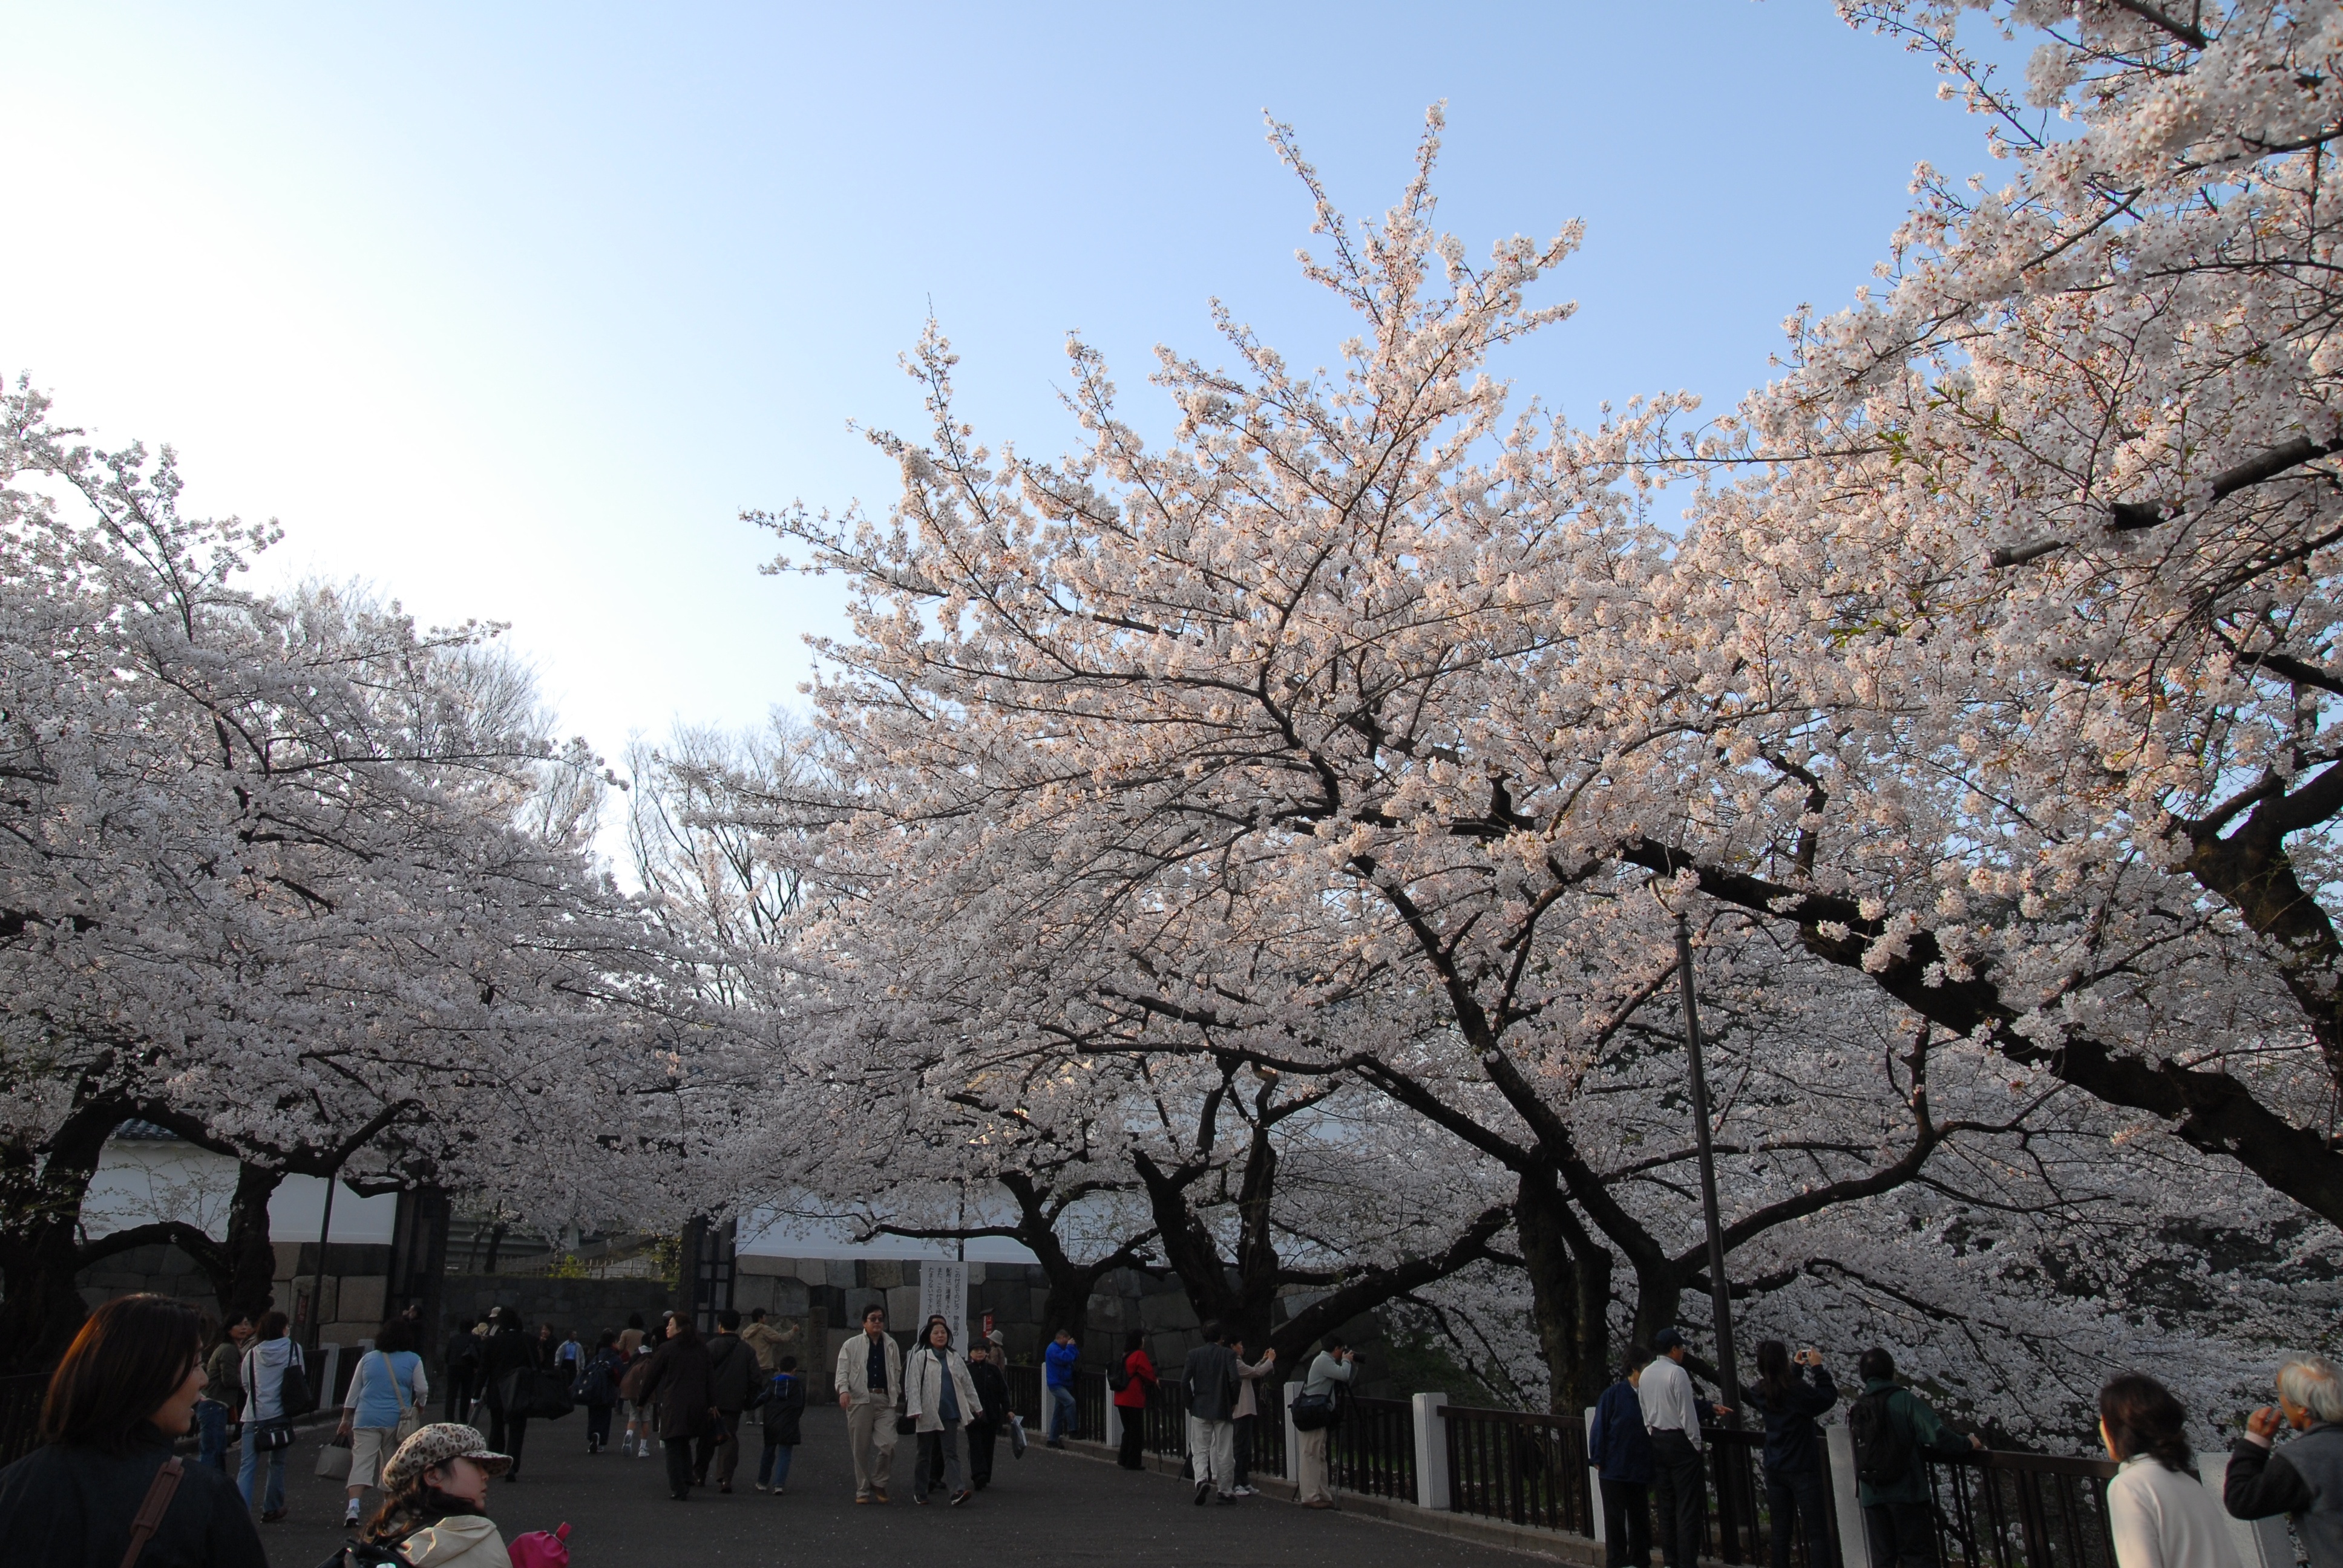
[0,1292,267,1568]
[1850,1347,1983,1568]
[2224,1354,2343,1568]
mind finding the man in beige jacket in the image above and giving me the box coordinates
[833,1305,905,1503]
[741,1308,794,1373]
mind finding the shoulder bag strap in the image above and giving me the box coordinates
[117,1457,183,1568]
[383,1351,412,1420]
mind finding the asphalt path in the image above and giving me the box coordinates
[258,1406,1541,1568]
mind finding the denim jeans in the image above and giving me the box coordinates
[1046,1383,1076,1442]
[196,1400,232,1471]
[238,1423,287,1512]
[758,1439,795,1489]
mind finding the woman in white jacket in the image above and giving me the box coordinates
[904,1317,983,1508]
[2100,1373,2243,1568]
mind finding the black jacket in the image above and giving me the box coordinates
[479,1328,540,1410]
[968,1361,1012,1431]
[758,1371,807,1444]
[0,1426,266,1568]
[640,1337,718,1440]
[706,1333,758,1413]
[442,1331,480,1376]
[1743,1367,1838,1476]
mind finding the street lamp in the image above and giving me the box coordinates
[1675,912,1740,1423]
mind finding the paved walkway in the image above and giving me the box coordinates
[261,1407,1545,1568]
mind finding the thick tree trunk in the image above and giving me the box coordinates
[0,1098,129,1373]
[221,1161,284,1322]
[1515,1168,1614,1414]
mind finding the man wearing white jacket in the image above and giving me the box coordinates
[834,1305,905,1504]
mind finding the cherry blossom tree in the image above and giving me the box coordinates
[1599,1,2343,1238]
[0,384,741,1367]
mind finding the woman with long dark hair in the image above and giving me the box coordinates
[0,1293,266,1568]
[237,1308,306,1521]
[2100,1373,2241,1568]
[1739,1341,1837,1568]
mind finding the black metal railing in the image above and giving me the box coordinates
[1144,1378,1188,1458]
[1072,1367,1106,1441]
[1926,1449,2117,1568]
[1004,1362,1042,1424]
[1002,1362,1106,1440]
[1330,1394,1417,1500]
[1706,1427,1841,1568]
[1443,1403,1596,1534]
[0,1372,47,1468]
[1247,1397,1288,1478]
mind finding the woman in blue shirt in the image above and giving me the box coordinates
[338,1318,430,1526]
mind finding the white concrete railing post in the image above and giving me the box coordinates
[1104,1394,1122,1451]
[2201,1451,2290,1568]
[1284,1380,1302,1485]
[1584,1406,1606,1544]
[1827,1422,1873,1568]
[1412,1391,1450,1511]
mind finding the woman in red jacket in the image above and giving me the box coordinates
[1114,1331,1158,1471]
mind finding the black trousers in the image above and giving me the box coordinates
[663,1436,695,1499]
[1649,1431,1707,1568]
[1766,1468,1830,1568]
[1118,1409,1146,1469]
[1864,1501,1937,1568]
[1601,1477,1653,1568]
[442,1370,477,1423]
[586,1402,613,1449]
[969,1422,997,1487]
[486,1405,528,1471]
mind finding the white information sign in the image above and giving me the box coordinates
[918,1259,969,1353]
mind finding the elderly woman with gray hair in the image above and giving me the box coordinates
[2226,1354,2343,1567]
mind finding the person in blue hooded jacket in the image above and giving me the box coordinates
[1043,1330,1081,1448]
[1589,1349,1654,1568]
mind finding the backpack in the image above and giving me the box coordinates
[1849,1388,1916,1488]
[1107,1360,1132,1393]
[572,1352,616,1406]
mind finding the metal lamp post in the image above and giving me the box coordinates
[1675,912,1740,1422]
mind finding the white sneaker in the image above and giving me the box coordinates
[1233,1486,1256,1497]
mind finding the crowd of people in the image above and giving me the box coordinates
[1588,1330,2343,1568]
[14,1291,2343,1568]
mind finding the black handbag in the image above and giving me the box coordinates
[500,1368,575,1420]
[254,1419,297,1452]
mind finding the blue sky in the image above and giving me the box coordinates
[2,2,2001,788]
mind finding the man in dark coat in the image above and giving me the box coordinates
[1589,1350,1655,1568]
[441,1318,483,1425]
[700,1309,760,1492]
[966,1343,1013,1491]
[638,1319,719,1502]
[476,1307,543,1478]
